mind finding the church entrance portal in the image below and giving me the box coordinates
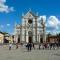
[29,36,32,43]
[28,31,32,43]
[18,35,20,43]
[40,37,43,43]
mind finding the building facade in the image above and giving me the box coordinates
[14,10,46,44]
[0,32,4,44]
[0,32,14,44]
[47,35,60,43]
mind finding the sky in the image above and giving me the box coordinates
[0,0,60,34]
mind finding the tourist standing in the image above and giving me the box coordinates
[27,42,32,51]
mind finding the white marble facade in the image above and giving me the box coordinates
[14,10,46,43]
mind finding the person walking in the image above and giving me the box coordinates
[39,43,41,50]
[16,43,18,49]
[27,43,29,51]
[9,43,12,50]
[29,43,32,51]
[32,43,35,49]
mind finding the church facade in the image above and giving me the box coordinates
[14,10,46,44]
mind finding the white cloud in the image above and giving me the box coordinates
[0,0,6,3]
[38,15,46,22]
[56,26,59,30]
[7,24,10,26]
[47,16,59,27]
[38,15,60,34]
[0,0,14,13]
[46,16,60,34]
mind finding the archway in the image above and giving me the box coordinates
[4,38,9,43]
[18,35,20,43]
[29,36,32,43]
[28,31,33,43]
[40,37,43,43]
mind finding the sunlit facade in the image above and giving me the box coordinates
[14,10,46,43]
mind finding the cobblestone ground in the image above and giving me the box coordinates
[0,45,60,60]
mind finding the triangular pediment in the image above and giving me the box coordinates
[23,10,38,18]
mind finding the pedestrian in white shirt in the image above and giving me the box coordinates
[9,43,12,50]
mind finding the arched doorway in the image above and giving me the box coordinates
[40,37,43,43]
[29,36,32,43]
[4,36,9,43]
[18,35,20,43]
[40,34,43,43]
[28,31,32,43]
[4,38,9,43]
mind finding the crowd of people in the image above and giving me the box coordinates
[38,42,60,50]
[8,42,60,51]
[9,43,19,50]
[25,42,60,51]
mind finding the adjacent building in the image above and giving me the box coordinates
[0,32,4,43]
[0,32,14,44]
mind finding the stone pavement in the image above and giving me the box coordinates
[0,45,60,60]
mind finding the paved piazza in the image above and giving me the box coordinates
[0,45,60,60]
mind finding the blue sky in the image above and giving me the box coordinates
[0,0,60,34]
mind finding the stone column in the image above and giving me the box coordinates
[42,20,46,43]
[35,17,37,42]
